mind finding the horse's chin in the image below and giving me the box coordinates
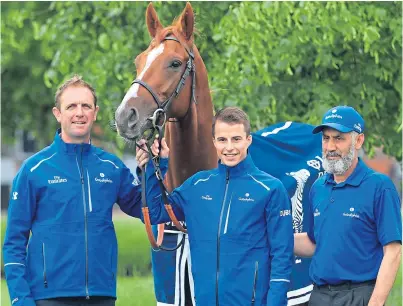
[116,127,141,142]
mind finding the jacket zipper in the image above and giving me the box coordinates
[42,243,48,288]
[216,169,230,306]
[77,145,90,299]
[251,261,258,305]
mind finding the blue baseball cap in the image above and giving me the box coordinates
[312,106,365,134]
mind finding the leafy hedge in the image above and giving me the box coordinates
[2,2,402,159]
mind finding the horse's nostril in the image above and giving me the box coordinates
[128,108,139,129]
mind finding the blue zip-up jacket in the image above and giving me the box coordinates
[145,154,294,306]
[3,130,142,306]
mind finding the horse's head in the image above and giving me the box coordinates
[115,2,196,141]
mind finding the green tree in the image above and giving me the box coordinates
[1,2,55,148]
[1,2,401,159]
[1,1,230,153]
[208,1,402,159]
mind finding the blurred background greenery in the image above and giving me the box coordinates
[1,1,402,159]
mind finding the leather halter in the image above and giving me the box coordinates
[131,36,197,129]
[135,35,196,251]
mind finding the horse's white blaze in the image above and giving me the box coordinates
[120,43,165,108]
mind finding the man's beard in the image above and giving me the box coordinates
[322,144,355,175]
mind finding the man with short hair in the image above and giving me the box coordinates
[294,106,402,306]
[3,75,143,306]
[137,106,294,306]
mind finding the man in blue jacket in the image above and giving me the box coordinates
[3,75,143,306]
[294,106,402,306]
[137,107,294,306]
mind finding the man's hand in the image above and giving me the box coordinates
[136,139,149,168]
[151,137,169,158]
[136,137,170,168]
[294,233,316,257]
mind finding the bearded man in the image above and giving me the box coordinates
[294,106,402,306]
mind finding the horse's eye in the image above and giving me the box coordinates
[171,60,182,68]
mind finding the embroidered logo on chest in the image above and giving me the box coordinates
[342,207,360,219]
[95,172,113,183]
[48,176,68,184]
[238,193,255,202]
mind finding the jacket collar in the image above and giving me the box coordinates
[218,153,257,178]
[324,157,368,187]
[52,128,93,154]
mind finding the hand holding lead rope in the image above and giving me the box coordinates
[136,133,186,252]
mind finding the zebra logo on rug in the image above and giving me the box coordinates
[287,169,311,234]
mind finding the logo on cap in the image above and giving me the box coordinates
[325,113,342,120]
[354,123,362,132]
[313,106,365,134]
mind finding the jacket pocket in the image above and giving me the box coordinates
[42,243,48,288]
[251,261,258,305]
[88,222,116,290]
[223,195,233,235]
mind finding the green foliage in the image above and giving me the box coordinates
[208,2,402,159]
[1,1,401,159]
[1,2,56,148]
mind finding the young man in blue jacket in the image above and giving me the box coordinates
[137,107,294,306]
[3,75,143,306]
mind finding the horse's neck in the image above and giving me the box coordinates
[164,50,217,191]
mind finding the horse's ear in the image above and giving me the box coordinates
[178,2,194,41]
[146,2,163,38]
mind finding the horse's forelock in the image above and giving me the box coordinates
[154,26,195,50]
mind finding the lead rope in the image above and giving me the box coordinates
[138,126,187,251]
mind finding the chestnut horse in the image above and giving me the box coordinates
[114,3,217,305]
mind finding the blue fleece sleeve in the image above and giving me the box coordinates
[266,181,294,306]
[3,166,37,306]
[117,162,143,218]
[144,158,186,224]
